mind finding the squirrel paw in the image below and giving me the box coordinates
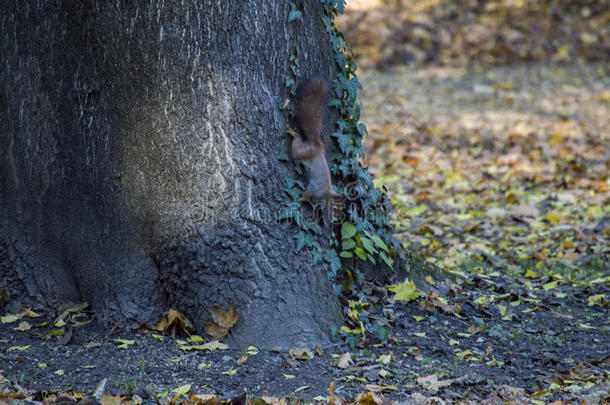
[298,190,313,203]
[286,125,299,138]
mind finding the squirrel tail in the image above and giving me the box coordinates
[296,76,329,143]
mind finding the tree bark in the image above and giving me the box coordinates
[1,0,345,348]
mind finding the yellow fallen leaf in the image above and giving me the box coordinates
[377,353,392,365]
[114,339,135,349]
[387,278,419,301]
[172,384,191,395]
[354,391,383,405]
[18,309,41,318]
[100,393,124,405]
[543,280,558,290]
[221,369,237,375]
[1,314,19,324]
[289,348,314,360]
[587,294,604,306]
[379,369,392,378]
[205,301,239,339]
[188,335,204,343]
[8,345,31,351]
[364,384,398,392]
[283,374,295,379]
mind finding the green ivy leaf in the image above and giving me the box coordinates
[284,75,295,88]
[278,147,289,162]
[366,253,376,265]
[364,230,389,253]
[360,236,377,254]
[333,130,352,153]
[375,325,391,341]
[342,238,356,250]
[340,251,353,258]
[288,3,302,22]
[341,222,357,240]
[379,252,394,268]
[354,247,366,260]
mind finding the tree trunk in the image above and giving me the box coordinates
[1,0,345,349]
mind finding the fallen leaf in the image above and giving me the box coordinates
[14,321,31,331]
[114,339,135,349]
[416,374,454,391]
[205,301,239,339]
[337,352,352,369]
[172,384,192,396]
[387,278,420,301]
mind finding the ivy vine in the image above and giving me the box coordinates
[281,0,405,305]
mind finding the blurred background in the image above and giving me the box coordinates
[337,0,608,69]
[335,0,609,275]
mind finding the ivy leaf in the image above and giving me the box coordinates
[379,252,394,268]
[360,236,378,254]
[364,230,390,253]
[288,2,302,22]
[333,131,352,153]
[354,248,366,260]
[334,0,346,14]
[375,325,391,341]
[294,231,307,251]
[342,238,356,250]
[340,251,353,258]
[312,249,324,265]
[325,250,341,274]
[341,222,357,239]
[284,75,295,88]
[366,253,376,265]
[303,221,322,235]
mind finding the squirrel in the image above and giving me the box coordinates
[288,76,341,203]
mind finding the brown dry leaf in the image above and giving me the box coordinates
[99,393,124,405]
[14,321,31,332]
[162,308,194,337]
[205,301,239,340]
[486,384,527,403]
[416,374,454,391]
[315,344,323,356]
[288,347,314,361]
[482,344,494,360]
[190,393,221,405]
[65,302,89,313]
[260,395,286,405]
[237,353,249,365]
[337,352,352,369]
[328,381,343,405]
[353,391,383,405]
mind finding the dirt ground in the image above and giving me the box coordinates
[1,63,609,404]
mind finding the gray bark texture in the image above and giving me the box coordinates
[0,0,343,348]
